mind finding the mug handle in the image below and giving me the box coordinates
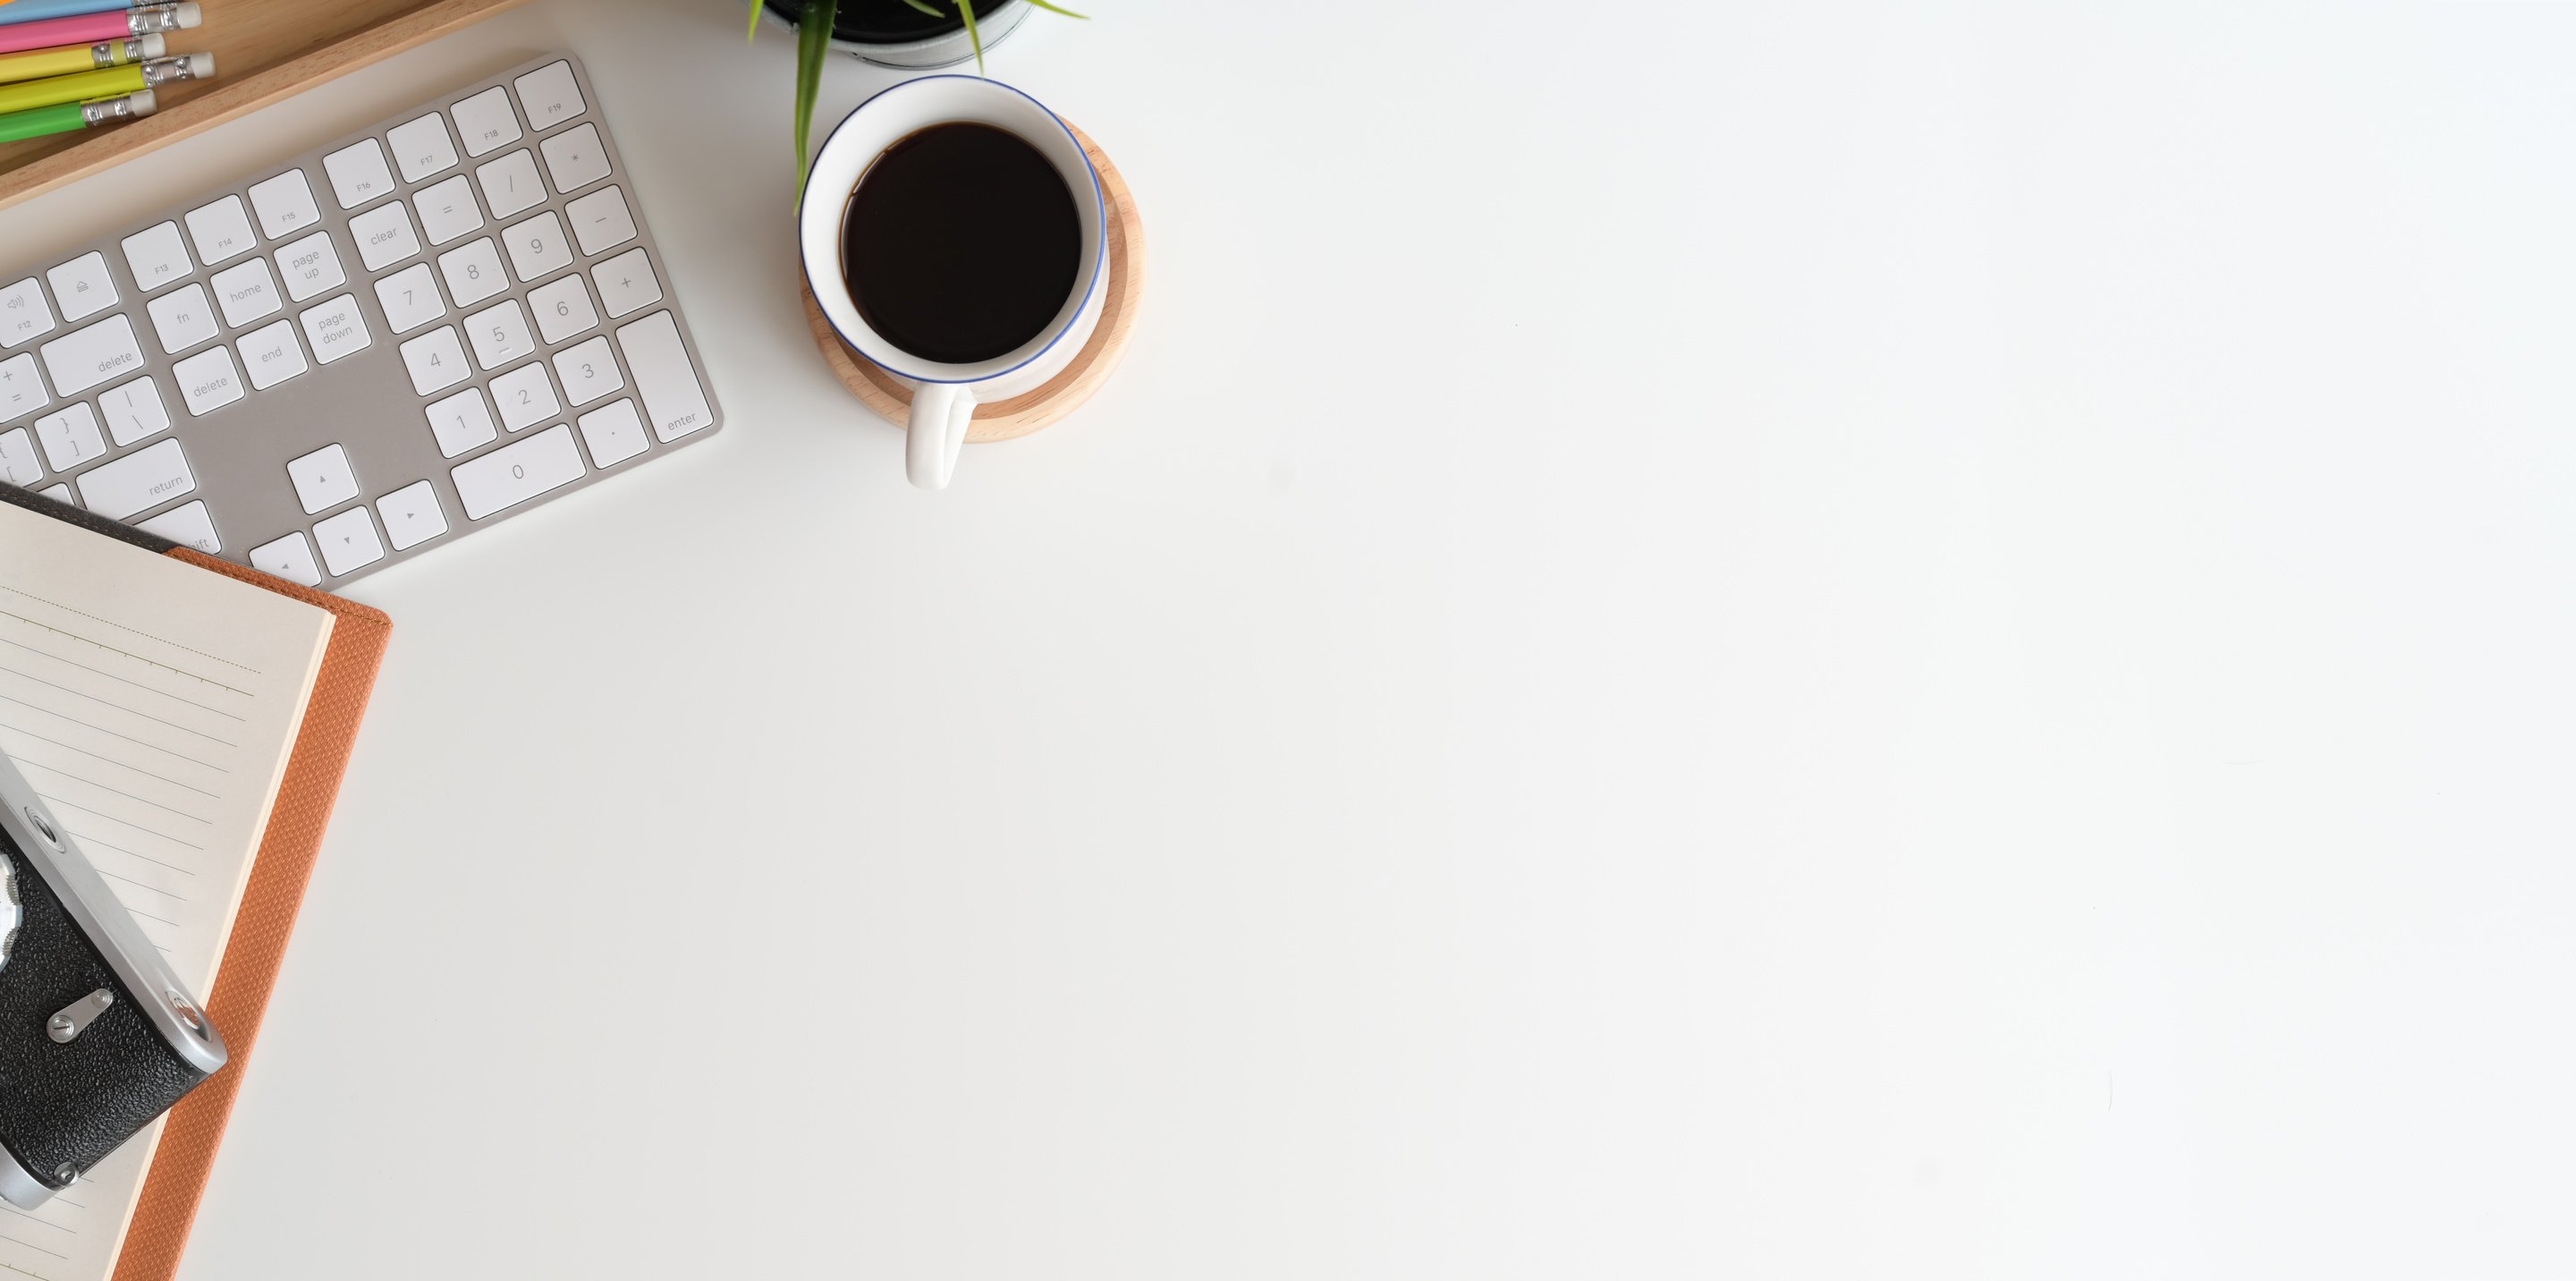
[907,383,976,491]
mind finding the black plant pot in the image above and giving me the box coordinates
[760,0,1033,69]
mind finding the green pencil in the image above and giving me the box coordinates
[0,84,149,141]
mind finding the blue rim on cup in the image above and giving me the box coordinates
[799,77,1109,490]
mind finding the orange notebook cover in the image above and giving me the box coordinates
[106,550,389,1281]
[0,488,391,1281]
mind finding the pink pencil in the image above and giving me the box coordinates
[0,2,194,57]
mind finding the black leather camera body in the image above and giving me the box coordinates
[0,749,226,1209]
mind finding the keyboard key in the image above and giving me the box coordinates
[172,345,245,416]
[0,277,55,348]
[412,174,485,247]
[33,403,104,471]
[248,531,322,587]
[539,123,610,194]
[0,352,47,420]
[590,247,662,319]
[78,437,193,520]
[529,272,597,344]
[564,185,637,257]
[313,505,386,575]
[147,283,218,354]
[453,421,582,520]
[377,479,448,550]
[300,294,372,364]
[0,428,38,485]
[436,237,507,308]
[513,61,585,131]
[288,442,360,513]
[247,169,322,240]
[426,386,497,457]
[46,252,116,322]
[33,483,69,505]
[464,298,535,369]
[99,376,169,446]
[614,311,715,441]
[400,326,470,395]
[38,314,143,395]
[322,139,396,209]
[474,148,545,220]
[182,195,258,266]
[121,222,192,293]
[577,397,648,467]
[239,318,309,390]
[374,262,446,334]
[387,111,460,182]
[350,200,422,272]
[503,211,572,283]
[136,500,219,554]
[489,361,558,432]
[450,85,521,157]
[275,231,346,302]
[210,258,283,327]
[551,335,621,407]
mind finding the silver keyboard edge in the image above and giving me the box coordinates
[0,52,727,590]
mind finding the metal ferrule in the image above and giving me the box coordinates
[138,56,208,89]
[129,5,191,36]
[78,92,152,128]
[87,37,159,69]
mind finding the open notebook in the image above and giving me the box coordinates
[0,495,387,1281]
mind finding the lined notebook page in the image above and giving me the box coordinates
[0,502,335,1281]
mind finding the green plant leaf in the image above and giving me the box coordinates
[747,0,762,40]
[956,0,984,74]
[1020,0,1089,17]
[900,0,944,13]
[794,0,838,195]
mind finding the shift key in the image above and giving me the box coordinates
[79,438,195,521]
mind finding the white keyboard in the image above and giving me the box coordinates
[0,54,724,589]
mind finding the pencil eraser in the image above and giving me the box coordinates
[140,33,166,58]
[186,51,214,79]
[173,3,202,29]
[130,89,157,115]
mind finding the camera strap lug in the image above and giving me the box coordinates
[46,989,114,1045]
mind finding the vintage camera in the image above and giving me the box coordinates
[0,749,225,1209]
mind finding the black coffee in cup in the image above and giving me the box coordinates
[840,123,1081,366]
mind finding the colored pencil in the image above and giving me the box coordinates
[0,50,204,114]
[0,0,142,28]
[0,31,159,84]
[0,3,194,57]
[0,85,151,142]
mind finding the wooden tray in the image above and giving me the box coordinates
[0,0,538,213]
[801,123,1145,444]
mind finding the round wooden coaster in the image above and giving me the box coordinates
[801,123,1145,445]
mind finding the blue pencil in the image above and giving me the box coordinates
[0,0,144,29]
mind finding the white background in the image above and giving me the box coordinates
[4,1,2572,1277]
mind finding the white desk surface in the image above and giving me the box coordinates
[3,1,2571,1276]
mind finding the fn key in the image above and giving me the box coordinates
[453,423,585,520]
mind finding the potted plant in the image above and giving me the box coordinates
[754,0,1089,187]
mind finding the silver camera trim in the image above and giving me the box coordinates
[0,751,228,1078]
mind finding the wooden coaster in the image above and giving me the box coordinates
[801,123,1145,445]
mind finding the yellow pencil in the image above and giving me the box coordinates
[0,31,159,85]
[0,48,202,115]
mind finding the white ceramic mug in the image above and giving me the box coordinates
[800,77,1108,490]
